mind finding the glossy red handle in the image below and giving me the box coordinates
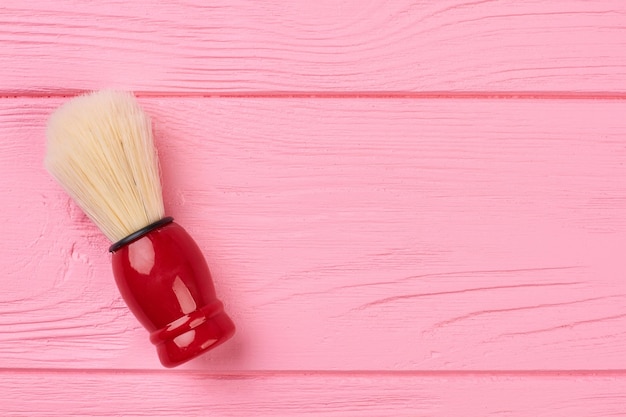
[111,221,235,367]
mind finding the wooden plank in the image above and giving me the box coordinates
[2,97,626,370]
[1,1,626,94]
[1,370,625,416]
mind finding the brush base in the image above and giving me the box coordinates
[111,220,235,367]
[152,303,235,367]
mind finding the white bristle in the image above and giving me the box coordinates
[45,90,165,242]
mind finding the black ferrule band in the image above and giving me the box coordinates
[109,217,174,252]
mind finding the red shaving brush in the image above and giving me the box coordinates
[45,90,235,367]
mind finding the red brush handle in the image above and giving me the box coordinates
[111,219,235,367]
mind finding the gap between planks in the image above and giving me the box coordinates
[2,91,626,100]
[2,368,626,377]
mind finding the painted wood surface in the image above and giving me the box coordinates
[2,371,625,416]
[1,0,626,415]
[1,1,626,94]
[2,97,626,371]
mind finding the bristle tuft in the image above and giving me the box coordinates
[45,90,165,242]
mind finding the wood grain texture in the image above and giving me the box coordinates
[1,0,626,94]
[2,97,626,370]
[1,371,625,416]
[3,1,626,413]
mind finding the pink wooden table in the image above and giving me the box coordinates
[1,1,626,415]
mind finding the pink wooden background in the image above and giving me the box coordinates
[1,1,626,415]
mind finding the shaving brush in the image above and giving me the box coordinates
[45,90,235,367]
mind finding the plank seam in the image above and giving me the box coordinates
[2,368,626,377]
[3,91,626,100]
